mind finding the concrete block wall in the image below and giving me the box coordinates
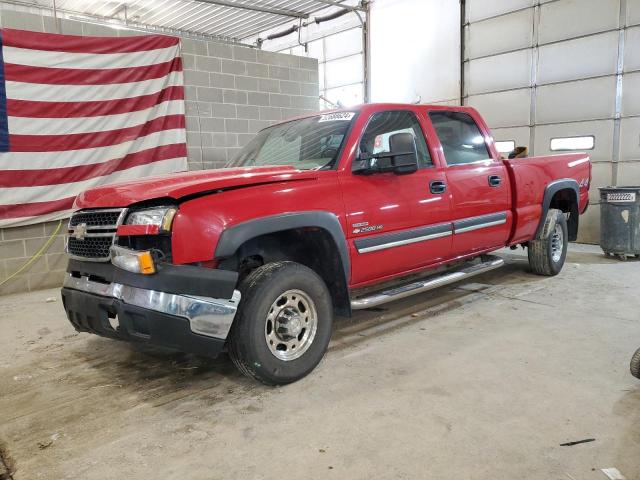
[181,39,320,169]
[0,221,67,295]
[0,6,319,295]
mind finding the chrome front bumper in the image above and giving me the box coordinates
[63,274,241,340]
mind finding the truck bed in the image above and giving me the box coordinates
[504,153,591,244]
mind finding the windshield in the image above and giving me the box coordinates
[227,112,356,170]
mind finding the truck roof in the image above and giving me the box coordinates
[270,102,478,128]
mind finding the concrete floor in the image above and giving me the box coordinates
[1,244,639,480]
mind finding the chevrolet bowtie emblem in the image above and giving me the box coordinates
[73,223,88,240]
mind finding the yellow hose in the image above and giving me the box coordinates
[0,220,63,288]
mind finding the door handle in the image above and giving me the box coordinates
[488,175,502,187]
[430,180,447,194]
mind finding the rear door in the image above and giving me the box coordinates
[427,109,512,258]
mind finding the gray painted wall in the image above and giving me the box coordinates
[0,6,319,295]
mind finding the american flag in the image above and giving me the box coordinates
[0,28,188,228]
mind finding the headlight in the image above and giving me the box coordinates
[110,245,156,274]
[126,207,177,232]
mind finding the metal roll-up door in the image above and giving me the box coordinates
[464,0,639,243]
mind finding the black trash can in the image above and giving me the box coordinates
[599,186,640,259]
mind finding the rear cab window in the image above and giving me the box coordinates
[428,110,492,166]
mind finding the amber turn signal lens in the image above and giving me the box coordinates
[138,251,156,275]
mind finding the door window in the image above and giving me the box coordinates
[355,110,432,170]
[429,111,491,166]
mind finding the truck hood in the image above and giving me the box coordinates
[74,166,319,208]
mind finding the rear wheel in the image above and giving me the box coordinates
[528,208,568,276]
[228,261,333,385]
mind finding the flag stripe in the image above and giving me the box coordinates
[0,30,188,228]
[6,71,183,102]
[8,99,184,135]
[9,114,185,152]
[6,85,183,118]
[0,196,76,220]
[3,44,180,69]
[4,159,184,205]
[4,57,182,85]
[0,209,76,228]
[0,144,187,187]
[0,129,186,170]
[2,28,179,54]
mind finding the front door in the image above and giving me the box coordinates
[427,109,512,258]
[340,109,453,287]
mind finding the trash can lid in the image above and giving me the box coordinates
[598,186,640,192]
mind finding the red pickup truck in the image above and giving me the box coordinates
[61,104,591,385]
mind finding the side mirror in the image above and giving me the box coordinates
[389,132,418,174]
[354,132,419,175]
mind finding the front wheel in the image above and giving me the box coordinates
[228,261,333,385]
[528,208,568,276]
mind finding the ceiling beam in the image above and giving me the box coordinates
[193,0,309,18]
[311,0,366,12]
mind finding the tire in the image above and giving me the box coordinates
[631,348,640,379]
[528,208,568,276]
[228,261,333,385]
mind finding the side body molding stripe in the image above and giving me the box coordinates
[453,212,507,234]
[354,222,452,253]
[355,212,509,254]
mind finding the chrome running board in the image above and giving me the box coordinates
[350,255,504,310]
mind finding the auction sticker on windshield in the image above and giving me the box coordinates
[319,112,355,122]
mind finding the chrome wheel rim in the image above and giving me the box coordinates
[265,289,318,361]
[551,223,564,262]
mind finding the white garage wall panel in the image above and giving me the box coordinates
[620,117,640,160]
[536,77,617,124]
[491,126,532,150]
[467,89,531,128]
[537,32,619,84]
[617,162,640,184]
[466,9,534,58]
[538,0,620,44]
[625,26,640,71]
[534,120,615,160]
[464,0,640,243]
[467,49,532,95]
[467,0,534,22]
[622,72,640,116]
[629,0,640,24]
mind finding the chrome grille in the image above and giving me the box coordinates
[66,208,126,261]
[67,237,114,260]
[69,210,122,227]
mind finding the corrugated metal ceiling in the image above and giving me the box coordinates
[16,0,356,41]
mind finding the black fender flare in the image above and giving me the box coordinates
[214,211,351,282]
[535,178,579,238]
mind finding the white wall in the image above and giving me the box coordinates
[369,0,460,104]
